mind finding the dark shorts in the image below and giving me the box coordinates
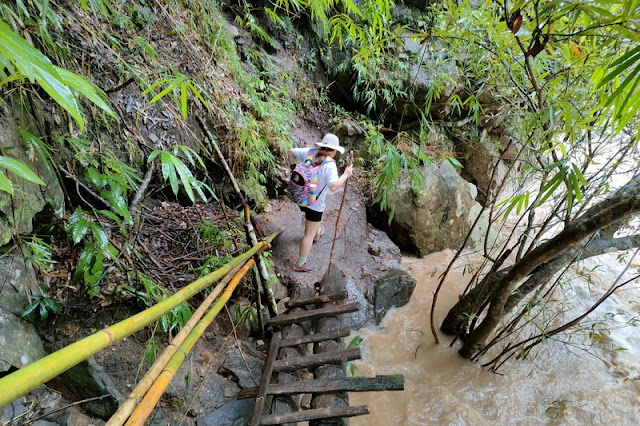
[299,206,323,222]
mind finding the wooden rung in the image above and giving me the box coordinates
[285,291,348,308]
[237,374,405,399]
[273,347,361,373]
[258,327,351,350]
[268,302,359,327]
[260,405,369,425]
[281,327,351,348]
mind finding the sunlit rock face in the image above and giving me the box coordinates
[389,161,495,256]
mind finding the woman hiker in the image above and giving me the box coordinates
[287,133,353,272]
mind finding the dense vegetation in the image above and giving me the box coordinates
[1,0,639,371]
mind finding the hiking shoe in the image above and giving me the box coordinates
[293,263,316,272]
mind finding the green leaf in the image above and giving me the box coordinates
[0,156,45,185]
[0,171,13,194]
[596,45,640,89]
[22,299,41,317]
[347,335,363,348]
[180,81,188,118]
[54,66,117,119]
[98,209,126,234]
[171,155,196,203]
[446,155,463,168]
[68,216,89,245]
[88,222,108,249]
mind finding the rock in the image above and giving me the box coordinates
[31,421,59,426]
[456,136,511,199]
[343,277,369,330]
[220,347,264,389]
[197,399,254,426]
[374,269,417,325]
[0,308,46,372]
[60,407,97,426]
[45,357,122,419]
[367,242,381,256]
[0,247,45,373]
[389,161,495,255]
[0,399,28,424]
[0,103,64,245]
[0,249,40,316]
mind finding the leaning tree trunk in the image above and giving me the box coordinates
[457,176,640,359]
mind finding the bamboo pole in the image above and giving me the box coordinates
[0,231,280,407]
[125,259,256,426]
[244,205,277,317]
[196,115,277,316]
[105,262,244,426]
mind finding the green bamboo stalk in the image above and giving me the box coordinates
[105,262,244,426]
[125,258,256,426]
[0,231,280,407]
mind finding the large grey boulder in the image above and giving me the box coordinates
[0,104,64,245]
[374,269,417,325]
[390,161,495,255]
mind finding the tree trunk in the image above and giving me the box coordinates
[457,176,640,359]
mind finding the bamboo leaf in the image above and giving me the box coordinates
[170,155,195,203]
[0,155,45,186]
[179,81,187,118]
[54,66,116,119]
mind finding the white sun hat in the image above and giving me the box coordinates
[314,133,345,154]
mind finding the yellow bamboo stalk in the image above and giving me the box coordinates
[0,231,280,407]
[125,258,256,426]
[105,262,244,426]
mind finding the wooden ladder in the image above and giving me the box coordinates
[240,291,405,425]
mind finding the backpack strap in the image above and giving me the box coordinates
[304,148,316,164]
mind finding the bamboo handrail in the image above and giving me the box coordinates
[0,231,280,407]
[125,259,256,426]
[105,262,245,426]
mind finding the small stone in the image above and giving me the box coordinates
[367,242,381,256]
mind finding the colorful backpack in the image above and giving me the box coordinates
[287,149,334,206]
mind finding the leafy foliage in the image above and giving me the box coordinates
[148,145,214,204]
[0,18,116,131]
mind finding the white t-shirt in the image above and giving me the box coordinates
[291,147,339,212]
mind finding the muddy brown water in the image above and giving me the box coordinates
[350,251,640,425]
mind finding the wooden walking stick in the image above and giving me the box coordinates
[327,151,354,270]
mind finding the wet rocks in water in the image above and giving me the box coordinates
[374,269,417,325]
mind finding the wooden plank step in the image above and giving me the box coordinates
[268,302,359,327]
[260,405,369,425]
[258,327,351,351]
[273,347,361,373]
[250,331,281,426]
[237,374,404,398]
[285,291,348,308]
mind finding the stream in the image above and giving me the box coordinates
[350,251,640,425]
